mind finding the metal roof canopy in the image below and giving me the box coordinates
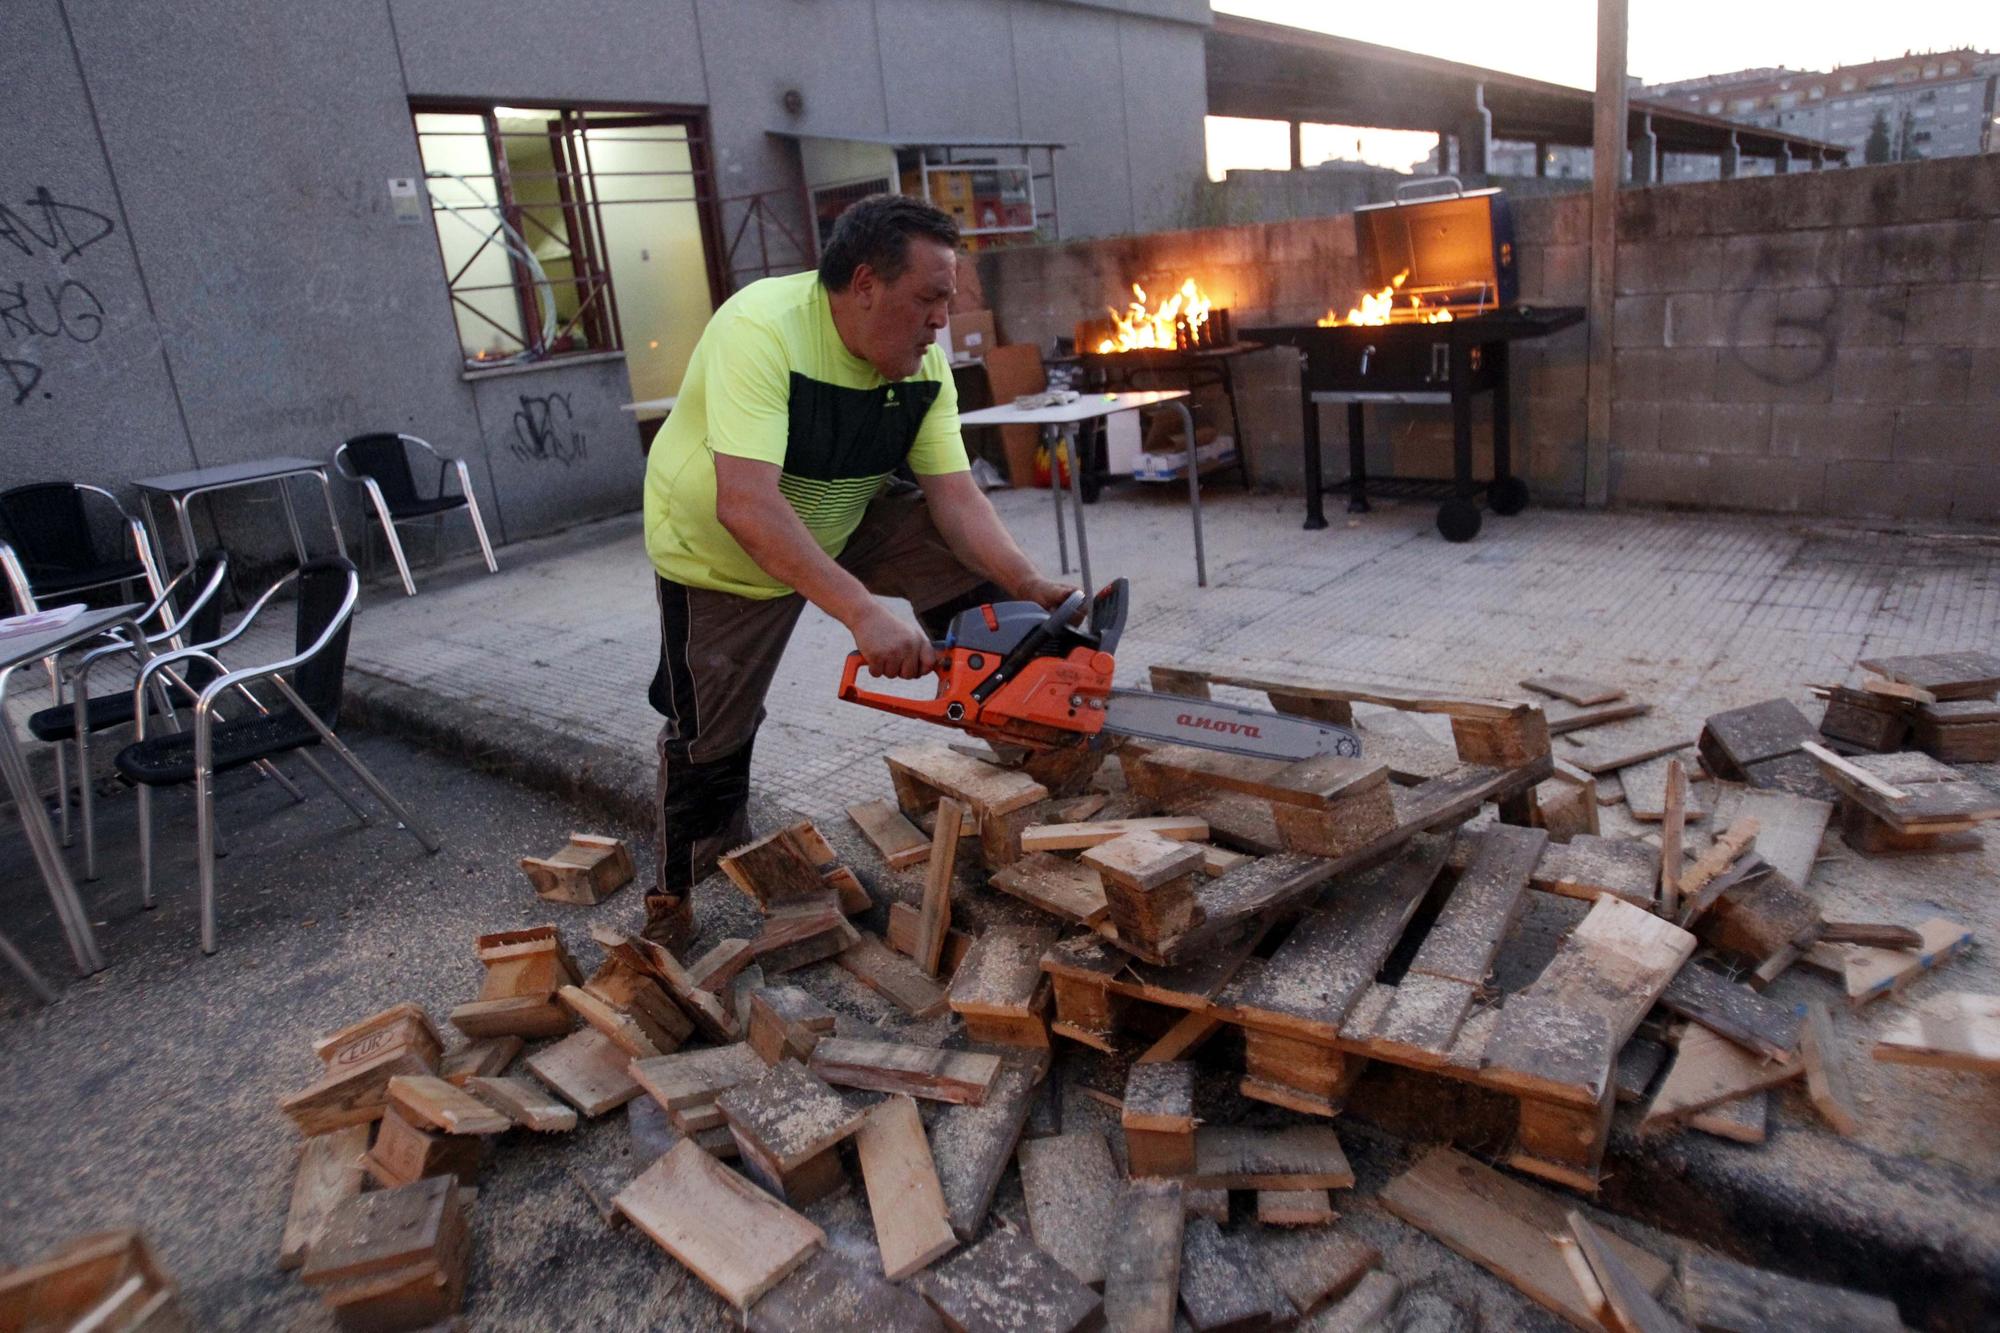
[767,130,1068,151]
[1206,14,1848,163]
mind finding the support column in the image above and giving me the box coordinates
[1811,147,1826,171]
[1584,0,1627,509]
[1774,143,1792,174]
[1289,120,1303,171]
[1535,141,1549,178]
[1629,112,1657,184]
[1456,83,1492,177]
[1718,130,1740,179]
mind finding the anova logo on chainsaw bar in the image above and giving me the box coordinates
[1177,712,1262,739]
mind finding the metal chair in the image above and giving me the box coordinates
[114,557,440,953]
[332,434,499,596]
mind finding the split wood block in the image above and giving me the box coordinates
[1541,694,1652,739]
[1121,1060,1196,1176]
[519,832,633,905]
[947,922,1056,1048]
[300,1175,470,1332]
[1241,1025,1357,1116]
[989,852,1110,925]
[1673,818,1763,925]
[748,1247,949,1333]
[686,938,754,994]
[1857,672,1937,706]
[1614,1035,1670,1105]
[1522,675,1625,707]
[748,903,861,975]
[809,1037,1001,1105]
[463,1075,576,1132]
[914,796,965,977]
[1659,757,1689,917]
[1016,1129,1121,1288]
[1083,829,1206,951]
[1140,1009,1224,1064]
[1640,1024,1803,1134]
[1021,815,1210,852]
[917,803,979,838]
[1258,1228,1382,1318]
[1267,689,1353,724]
[556,984,672,1060]
[1911,698,2000,762]
[722,820,843,910]
[1680,1251,1905,1333]
[0,1229,185,1332]
[1379,1147,1670,1329]
[279,1124,370,1271]
[585,955,700,1044]
[1184,1186,1229,1224]
[1317,1270,1402,1331]
[1178,1217,1295,1333]
[1271,779,1398,859]
[1813,747,2000,831]
[847,798,932,870]
[451,926,581,1040]
[1659,961,1802,1062]
[1856,649,2000,701]
[929,1052,1049,1239]
[525,1027,641,1116]
[1696,869,1821,967]
[1819,688,1912,752]
[1018,741,1108,798]
[913,1224,1103,1333]
[1836,799,1984,856]
[885,744,1049,868]
[1872,991,2000,1073]
[1566,1212,1682,1333]
[1821,920,1923,949]
[1189,1124,1354,1190]
[1529,833,1657,907]
[854,1095,957,1279]
[1055,791,1110,822]
[614,1138,824,1312]
[280,1004,446,1135]
[835,932,949,1019]
[438,1034,522,1087]
[1700,698,1816,780]
[1482,896,1697,1109]
[717,1060,869,1207]
[363,1103,482,1189]
[747,986,837,1066]
[1450,706,1551,767]
[591,925,741,1043]
[1046,969,1126,1052]
[1257,1189,1336,1227]
[1102,1179,1183,1333]
[1508,1087,1615,1192]
[1170,786,1285,854]
[630,1043,766,1126]
[885,901,974,976]
[385,1074,511,1136]
[1562,727,1693,777]
[1689,1089,1769,1143]
[671,1101,727,1133]
[1524,763,1599,842]
[1121,742,1384,811]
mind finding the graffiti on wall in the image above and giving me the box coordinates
[0,186,118,406]
[511,392,587,467]
[1722,248,1909,388]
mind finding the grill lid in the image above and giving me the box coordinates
[1354,178,1517,315]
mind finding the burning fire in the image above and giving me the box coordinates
[1097,278,1214,353]
[1316,269,1454,327]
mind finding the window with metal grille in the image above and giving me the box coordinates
[411,104,726,374]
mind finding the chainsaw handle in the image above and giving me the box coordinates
[837,650,960,724]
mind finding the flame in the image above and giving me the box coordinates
[1315,269,1454,327]
[1096,278,1214,353]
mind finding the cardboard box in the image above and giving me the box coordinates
[936,309,996,363]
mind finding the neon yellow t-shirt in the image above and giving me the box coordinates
[643,269,969,598]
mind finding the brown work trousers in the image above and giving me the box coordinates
[644,484,996,946]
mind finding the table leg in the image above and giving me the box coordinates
[1491,341,1514,484]
[0,919,57,1004]
[1347,402,1371,514]
[1451,346,1475,501]
[1171,401,1207,588]
[1063,424,1093,596]
[1302,383,1327,530]
[1047,425,1070,577]
[137,493,176,581]
[172,497,199,573]
[0,707,104,974]
[1218,358,1252,491]
[278,481,309,567]
[313,468,350,559]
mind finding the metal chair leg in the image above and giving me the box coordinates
[293,749,373,826]
[308,724,440,854]
[363,488,417,596]
[44,660,70,848]
[458,462,500,574]
[253,757,309,804]
[137,782,154,909]
[195,764,218,954]
[76,728,95,881]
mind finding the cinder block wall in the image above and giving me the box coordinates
[977,154,2000,524]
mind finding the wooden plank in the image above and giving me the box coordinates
[1354,709,1462,781]
[716,1060,869,1173]
[1522,675,1625,707]
[1797,1001,1861,1134]
[1021,816,1209,852]
[1256,1189,1336,1226]
[1659,758,1688,917]
[1562,728,1691,776]
[1378,1147,1669,1331]
[278,1125,369,1271]
[1824,916,1973,1008]
[1658,962,1802,1062]
[748,985,837,1066]
[1620,751,1708,822]
[989,852,1110,925]
[1317,1271,1402,1331]
[1822,921,1925,949]
[590,925,740,1043]
[854,1095,957,1280]
[847,799,930,870]
[1373,973,1482,1066]
[912,1225,1102,1333]
[1483,897,1697,1108]
[948,923,1057,1018]
[385,1074,511,1135]
[1544,696,1652,735]
[1679,1252,1905,1333]
[1701,699,1816,774]
[1255,1228,1380,1317]
[1640,1024,1804,1134]
[885,902,972,975]
[628,1042,766,1111]
[1016,1130,1120,1287]
[1101,1179,1183,1333]
[1689,1090,1769,1143]
[1873,991,2000,1072]
[613,1139,823,1312]
[721,822,840,909]
[1407,824,1545,986]
[1673,818,1763,924]
[748,905,861,976]
[1801,741,1909,801]
[1124,741,1388,810]
[809,1037,1001,1105]
[299,1174,459,1287]
[1189,1124,1354,1190]
[915,797,963,977]
[1566,1213,1683,1333]
[747,1247,947,1333]
[526,1028,641,1117]
[1179,1217,1294,1332]
[834,933,949,1019]
[463,1075,577,1132]
[438,1034,522,1087]
[1531,834,1657,907]
[556,985,668,1060]
[886,743,1050,817]
[1856,649,2000,701]
[1139,1010,1224,1064]
[930,1053,1048,1240]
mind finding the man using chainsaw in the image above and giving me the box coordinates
[639,193,1075,945]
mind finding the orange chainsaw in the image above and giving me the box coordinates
[838,578,1362,760]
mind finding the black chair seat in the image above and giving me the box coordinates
[114,708,322,786]
[27,690,162,742]
[384,493,468,521]
[25,558,150,597]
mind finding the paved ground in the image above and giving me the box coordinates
[5,484,1999,1326]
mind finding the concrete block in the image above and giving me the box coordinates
[1611,451,1824,513]
[1536,244,1591,305]
[1890,405,2000,468]
[1768,288,1845,348]
[1830,284,1913,347]
[1823,460,1956,522]
[1830,347,1971,405]
[1902,283,2000,347]
[1611,400,1661,454]
[1768,404,1895,462]
[1615,238,1724,295]
[1836,222,1987,287]
[1983,221,2000,281]
[1719,230,1840,291]
[1712,347,1837,404]
[1514,194,1589,247]
[1948,465,2000,524]
[1614,347,1716,403]
[1614,294,1668,348]
[1970,350,2000,402]
[1666,291,1755,348]
[1523,354,1587,402]
[1657,401,1772,456]
[1265,216,1356,265]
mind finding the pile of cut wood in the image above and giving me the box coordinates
[263,653,1996,1330]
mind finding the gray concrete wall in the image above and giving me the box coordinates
[977,154,2000,525]
[0,0,1205,572]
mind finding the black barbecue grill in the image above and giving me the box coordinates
[1243,180,1583,542]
